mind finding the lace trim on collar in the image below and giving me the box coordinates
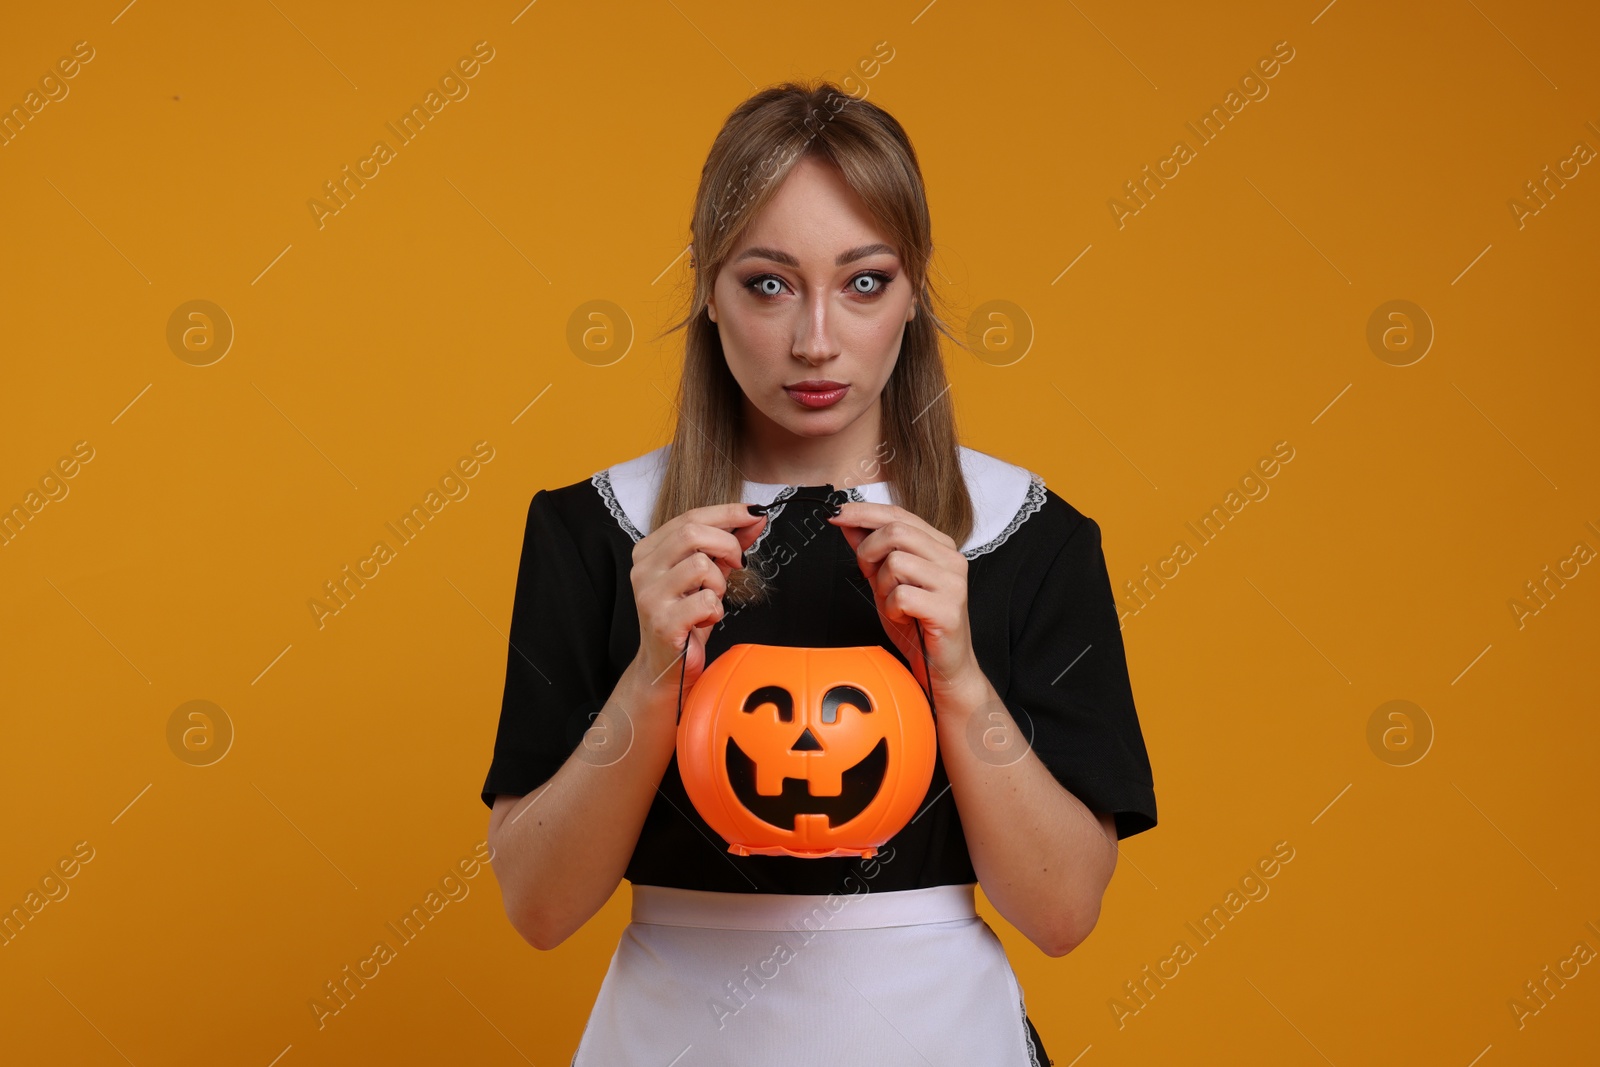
[591,470,1047,559]
[963,472,1047,560]
[590,469,644,542]
[748,486,798,554]
[592,471,799,555]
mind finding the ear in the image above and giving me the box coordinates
[701,250,720,323]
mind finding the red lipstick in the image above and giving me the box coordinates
[784,380,848,409]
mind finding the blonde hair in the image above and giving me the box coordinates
[652,78,972,607]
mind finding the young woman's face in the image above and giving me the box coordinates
[706,155,916,446]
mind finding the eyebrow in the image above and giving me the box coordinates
[732,243,898,268]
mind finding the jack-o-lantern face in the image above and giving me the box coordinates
[677,644,937,859]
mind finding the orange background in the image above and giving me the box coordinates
[3,1,1597,1063]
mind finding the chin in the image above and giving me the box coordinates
[772,409,853,438]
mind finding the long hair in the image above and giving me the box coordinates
[652,79,973,607]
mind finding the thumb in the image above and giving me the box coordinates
[736,515,769,552]
[836,522,867,552]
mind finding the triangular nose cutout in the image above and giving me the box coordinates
[791,727,823,752]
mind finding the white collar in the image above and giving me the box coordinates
[591,445,1046,559]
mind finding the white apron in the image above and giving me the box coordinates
[570,881,1045,1066]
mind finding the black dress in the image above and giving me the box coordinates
[480,444,1159,1064]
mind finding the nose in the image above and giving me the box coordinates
[792,288,841,366]
[791,727,823,752]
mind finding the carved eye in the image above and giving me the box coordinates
[742,685,793,722]
[821,685,872,724]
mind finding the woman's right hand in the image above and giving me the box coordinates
[628,502,768,693]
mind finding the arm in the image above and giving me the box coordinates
[935,673,1118,957]
[829,500,1153,959]
[487,658,680,950]
[484,499,764,951]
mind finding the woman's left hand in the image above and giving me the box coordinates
[829,501,984,704]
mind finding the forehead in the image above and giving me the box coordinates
[731,157,899,264]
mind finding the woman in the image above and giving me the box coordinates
[481,80,1157,1065]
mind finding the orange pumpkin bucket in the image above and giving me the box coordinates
[677,643,938,859]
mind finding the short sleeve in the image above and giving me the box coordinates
[1003,513,1158,840]
[479,489,616,808]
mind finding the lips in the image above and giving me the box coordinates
[784,381,849,409]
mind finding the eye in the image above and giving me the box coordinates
[741,271,895,301]
[742,685,793,722]
[746,275,787,299]
[821,685,872,724]
[850,271,892,297]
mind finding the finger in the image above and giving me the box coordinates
[831,501,947,538]
[654,517,749,576]
[835,520,869,554]
[867,548,944,603]
[853,520,953,568]
[884,582,939,630]
[635,503,767,569]
[666,588,726,652]
[643,586,725,664]
[659,549,729,603]
[687,501,771,540]
[732,513,769,554]
[635,554,723,651]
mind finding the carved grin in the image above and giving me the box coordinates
[724,735,889,830]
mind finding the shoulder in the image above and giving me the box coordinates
[955,446,1052,559]
[588,444,671,542]
[508,464,635,595]
[954,450,1106,583]
[943,445,1100,563]
[517,456,646,545]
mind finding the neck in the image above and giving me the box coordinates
[738,396,891,487]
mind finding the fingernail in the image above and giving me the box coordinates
[747,504,763,515]
[739,551,746,568]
